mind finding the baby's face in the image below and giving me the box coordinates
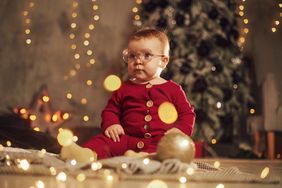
[126,37,168,83]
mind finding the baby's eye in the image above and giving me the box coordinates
[143,53,153,60]
[128,53,137,59]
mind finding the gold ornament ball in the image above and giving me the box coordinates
[156,132,195,164]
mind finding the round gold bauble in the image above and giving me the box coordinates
[156,132,195,164]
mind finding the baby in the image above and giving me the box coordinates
[61,28,195,161]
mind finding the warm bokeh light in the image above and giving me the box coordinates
[19,108,27,114]
[49,167,57,175]
[18,159,30,171]
[103,74,122,92]
[6,140,12,147]
[35,180,45,188]
[83,115,89,122]
[29,114,37,121]
[93,15,100,21]
[158,102,178,124]
[42,95,50,102]
[56,172,67,182]
[62,112,70,120]
[260,167,270,179]
[216,184,224,188]
[249,108,255,114]
[81,98,87,104]
[89,24,95,30]
[211,138,217,144]
[76,173,86,182]
[57,129,74,146]
[86,80,93,85]
[66,93,72,99]
[214,161,221,168]
[147,180,168,188]
[179,176,187,184]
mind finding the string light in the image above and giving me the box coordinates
[22,1,35,45]
[63,0,100,126]
[132,0,143,26]
[237,0,249,49]
[271,2,282,33]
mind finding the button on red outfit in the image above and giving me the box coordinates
[83,80,195,159]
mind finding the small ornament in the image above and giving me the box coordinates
[156,132,195,163]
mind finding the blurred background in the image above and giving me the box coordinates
[0,0,281,159]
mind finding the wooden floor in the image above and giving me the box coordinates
[0,159,281,188]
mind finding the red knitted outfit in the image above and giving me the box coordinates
[83,80,195,159]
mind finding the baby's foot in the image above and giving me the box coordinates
[60,142,97,163]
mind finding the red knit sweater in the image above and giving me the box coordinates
[101,80,195,138]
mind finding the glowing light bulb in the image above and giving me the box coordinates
[271,27,277,32]
[216,184,224,188]
[89,59,95,64]
[179,176,187,183]
[26,39,32,44]
[158,102,178,124]
[83,115,89,122]
[42,95,50,102]
[260,167,270,178]
[93,5,99,10]
[186,167,195,175]
[89,24,95,30]
[81,98,87,104]
[18,159,30,170]
[66,93,72,99]
[147,180,168,188]
[25,29,31,34]
[56,172,67,182]
[86,80,93,86]
[211,138,217,144]
[29,114,36,121]
[132,7,138,13]
[76,173,86,182]
[71,23,77,28]
[214,161,221,168]
[69,33,75,39]
[6,140,12,147]
[103,74,122,92]
[51,114,58,122]
[93,15,100,21]
[50,167,57,175]
[86,50,93,56]
[72,12,77,18]
[34,127,40,132]
[71,44,76,50]
[84,40,90,46]
[35,180,45,188]
[62,112,70,120]
[57,129,74,146]
[243,28,249,34]
[249,108,255,114]
[143,158,150,165]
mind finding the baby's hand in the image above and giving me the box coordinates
[104,124,125,142]
[165,127,184,135]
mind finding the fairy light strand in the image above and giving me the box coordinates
[64,0,99,124]
[238,0,249,49]
[23,1,35,45]
[132,0,142,26]
[271,2,282,33]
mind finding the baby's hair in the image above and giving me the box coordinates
[129,28,170,55]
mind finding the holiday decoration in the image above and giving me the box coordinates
[136,0,254,143]
[58,129,97,163]
[156,132,195,163]
[12,85,70,137]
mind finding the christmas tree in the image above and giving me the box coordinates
[136,0,254,143]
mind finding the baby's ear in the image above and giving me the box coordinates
[161,56,169,68]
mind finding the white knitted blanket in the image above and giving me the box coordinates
[0,147,280,183]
